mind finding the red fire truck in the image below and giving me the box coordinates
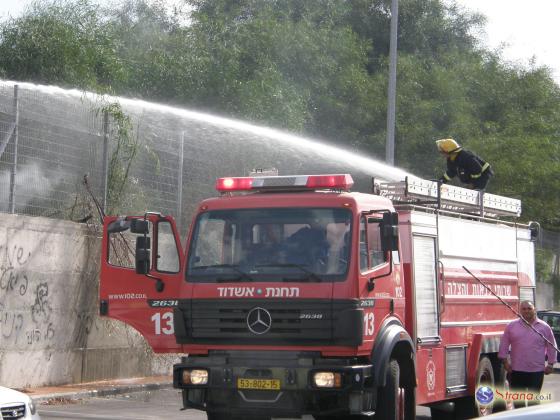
[99,174,537,420]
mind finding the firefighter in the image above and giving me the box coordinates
[436,138,493,190]
[285,219,330,269]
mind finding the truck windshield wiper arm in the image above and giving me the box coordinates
[192,264,255,282]
[255,263,323,282]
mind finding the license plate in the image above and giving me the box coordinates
[237,378,281,390]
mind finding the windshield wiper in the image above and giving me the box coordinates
[255,263,323,282]
[192,264,255,282]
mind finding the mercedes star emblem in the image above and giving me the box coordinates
[247,307,272,335]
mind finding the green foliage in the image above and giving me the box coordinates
[100,101,141,215]
[0,0,559,230]
[0,0,125,90]
[535,248,560,305]
[537,249,556,282]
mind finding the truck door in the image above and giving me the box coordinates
[99,214,184,352]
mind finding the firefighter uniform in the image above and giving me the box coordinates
[436,139,493,190]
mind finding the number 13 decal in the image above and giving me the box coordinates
[363,312,375,336]
[151,311,174,335]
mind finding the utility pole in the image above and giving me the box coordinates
[9,85,19,213]
[385,0,398,166]
[102,110,109,213]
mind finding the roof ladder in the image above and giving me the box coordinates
[374,177,522,217]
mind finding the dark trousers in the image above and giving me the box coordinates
[472,170,492,190]
[510,370,545,408]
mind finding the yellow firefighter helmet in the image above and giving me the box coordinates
[435,138,461,153]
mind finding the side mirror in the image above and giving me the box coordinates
[381,212,399,252]
[135,236,151,274]
[107,218,131,234]
[131,219,150,234]
[529,221,540,242]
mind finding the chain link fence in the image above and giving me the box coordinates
[0,81,411,233]
[0,83,197,234]
[0,84,105,219]
[0,80,559,308]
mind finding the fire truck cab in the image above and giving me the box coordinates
[99,174,536,420]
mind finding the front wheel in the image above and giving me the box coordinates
[374,359,415,420]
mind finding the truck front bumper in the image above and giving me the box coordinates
[173,351,375,417]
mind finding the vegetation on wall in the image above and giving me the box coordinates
[100,102,140,215]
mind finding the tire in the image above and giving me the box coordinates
[206,412,229,420]
[374,359,399,420]
[455,356,495,419]
[493,363,514,412]
[430,407,454,420]
[402,382,416,420]
[208,414,269,420]
[374,358,414,420]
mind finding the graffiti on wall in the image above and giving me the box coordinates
[0,244,30,296]
[0,243,55,347]
[28,282,55,345]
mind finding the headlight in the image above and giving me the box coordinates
[28,399,37,415]
[182,369,209,385]
[313,371,342,388]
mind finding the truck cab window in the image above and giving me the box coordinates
[108,221,152,269]
[359,217,386,272]
[156,221,180,273]
[187,208,352,282]
[188,216,225,267]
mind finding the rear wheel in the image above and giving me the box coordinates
[455,356,495,419]
[430,407,454,420]
[207,413,229,420]
[208,413,270,420]
[474,356,496,417]
[493,363,514,412]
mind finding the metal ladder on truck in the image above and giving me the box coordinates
[374,177,522,218]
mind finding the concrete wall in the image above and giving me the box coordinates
[0,214,178,388]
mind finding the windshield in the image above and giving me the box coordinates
[187,208,352,282]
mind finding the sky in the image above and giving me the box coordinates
[453,0,560,83]
[1,0,559,83]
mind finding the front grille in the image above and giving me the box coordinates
[192,300,330,342]
[1,404,26,419]
[175,299,362,346]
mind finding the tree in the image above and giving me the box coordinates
[0,0,559,229]
[0,0,125,91]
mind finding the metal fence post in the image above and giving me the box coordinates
[177,131,185,234]
[8,85,19,214]
[102,110,109,213]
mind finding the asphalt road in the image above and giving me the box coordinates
[38,372,560,419]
